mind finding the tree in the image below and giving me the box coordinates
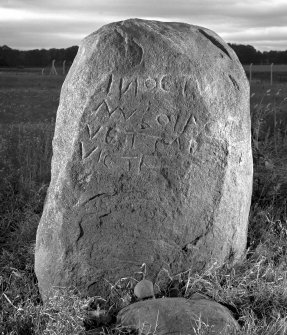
[228,44,262,64]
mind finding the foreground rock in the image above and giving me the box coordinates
[35,18,253,299]
[117,296,240,334]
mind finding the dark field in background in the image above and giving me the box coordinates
[0,69,63,124]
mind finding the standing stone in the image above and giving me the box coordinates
[35,19,253,299]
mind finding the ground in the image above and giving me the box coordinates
[0,69,287,334]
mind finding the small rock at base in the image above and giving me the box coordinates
[117,297,239,335]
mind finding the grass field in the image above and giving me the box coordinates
[1,70,287,334]
[0,71,63,124]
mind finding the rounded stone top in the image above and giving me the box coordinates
[75,18,246,91]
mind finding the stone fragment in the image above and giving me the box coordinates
[35,18,253,299]
[134,279,155,299]
[117,297,240,335]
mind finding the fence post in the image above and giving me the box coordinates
[270,63,274,86]
[63,60,66,75]
[49,59,58,76]
[249,63,253,84]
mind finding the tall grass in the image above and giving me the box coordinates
[0,85,287,334]
[0,122,55,334]
[0,123,53,248]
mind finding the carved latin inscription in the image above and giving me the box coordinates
[79,74,201,173]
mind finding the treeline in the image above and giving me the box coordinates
[229,44,287,64]
[0,43,287,67]
[0,45,78,67]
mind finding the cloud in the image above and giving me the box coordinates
[0,7,72,21]
[1,0,287,50]
[5,0,287,23]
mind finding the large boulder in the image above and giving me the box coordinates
[35,18,253,299]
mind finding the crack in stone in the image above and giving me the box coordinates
[199,28,231,60]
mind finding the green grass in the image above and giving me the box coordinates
[0,71,63,124]
[0,73,287,334]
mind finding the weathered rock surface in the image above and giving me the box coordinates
[117,297,240,334]
[35,18,253,299]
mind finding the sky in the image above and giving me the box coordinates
[1,0,287,51]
